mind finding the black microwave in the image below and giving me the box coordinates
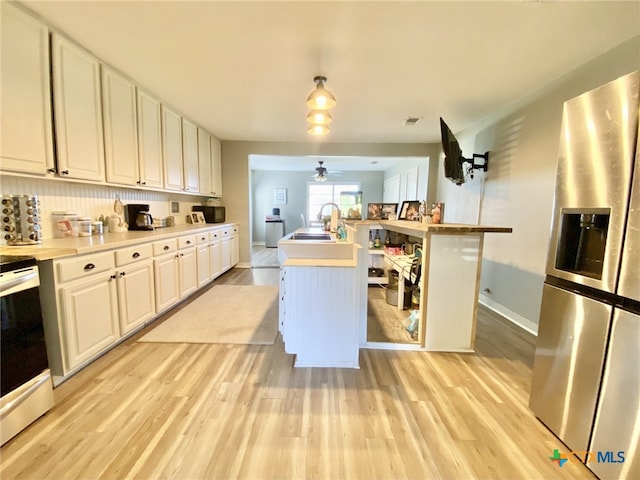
[192,206,225,223]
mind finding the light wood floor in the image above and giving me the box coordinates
[251,245,279,268]
[0,268,594,480]
[367,285,418,344]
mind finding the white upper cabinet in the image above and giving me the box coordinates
[136,88,164,189]
[102,65,139,186]
[0,3,54,175]
[182,118,200,193]
[161,104,183,191]
[198,128,212,195]
[211,134,223,197]
[51,34,105,181]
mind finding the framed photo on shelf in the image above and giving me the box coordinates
[380,203,398,220]
[367,203,382,220]
[399,200,421,221]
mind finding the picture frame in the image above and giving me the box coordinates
[380,203,399,220]
[273,188,287,205]
[170,201,180,214]
[399,200,421,221]
[189,212,205,224]
[367,203,382,220]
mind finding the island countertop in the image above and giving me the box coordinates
[349,220,512,237]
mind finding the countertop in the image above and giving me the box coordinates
[0,223,237,261]
[349,220,512,237]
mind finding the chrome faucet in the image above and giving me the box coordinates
[316,202,341,221]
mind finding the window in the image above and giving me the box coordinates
[307,182,360,222]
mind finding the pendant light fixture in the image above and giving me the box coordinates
[306,76,336,136]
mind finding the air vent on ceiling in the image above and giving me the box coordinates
[403,117,422,126]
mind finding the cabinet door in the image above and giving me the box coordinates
[198,128,212,195]
[102,65,139,186]
[221,237,231,272]
[211,135,223,197]
[60,273,119,370]
[136,89,164,188]
[231,227,239,266]
[0,3,54,175]
[117,260,155,335]
[210,238,222,279]
[196,243,210,288]
[178,247,198,298]
[154,253,179,312]
[51,34,105,181]
[182,118,199,193]
[161,105,183,191]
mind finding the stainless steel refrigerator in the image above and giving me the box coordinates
[529,71,639,480]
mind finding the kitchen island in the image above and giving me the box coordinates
[278,227,362,368]
[352,220,512,352]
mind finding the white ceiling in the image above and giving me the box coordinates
[19,1,639,154]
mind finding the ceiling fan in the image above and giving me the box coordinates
[313,161,328,182]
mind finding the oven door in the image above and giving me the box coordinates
[0,264,54,445]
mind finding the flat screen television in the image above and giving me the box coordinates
[439,117,466,186]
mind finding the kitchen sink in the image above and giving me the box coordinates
[290,232,335,241]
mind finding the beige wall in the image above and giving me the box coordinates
[435,35,640,331]
[221,142,429,265]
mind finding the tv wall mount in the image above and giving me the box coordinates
[463,152,489,179]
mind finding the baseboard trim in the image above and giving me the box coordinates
[252,241,266,246]
[478,294,538,336]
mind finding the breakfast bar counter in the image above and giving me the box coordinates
[352,220,512,352]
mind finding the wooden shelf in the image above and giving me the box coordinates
[369,249,385,255]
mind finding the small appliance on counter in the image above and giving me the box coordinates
[125,204,154,231]
[2,195,41,245]
[192,205,225,224]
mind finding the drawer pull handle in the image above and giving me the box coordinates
[84,263,95,271]
[164,245,170,251]
[110,274,116,280]
[186,240,191,245]
[132,252,140,258]
[120,272,126,277]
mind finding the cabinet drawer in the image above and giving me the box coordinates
[57,251,115,283]
[115,243,153,267]
[178,235,196,249]
[196,232,210,245]
[153,238,177,256]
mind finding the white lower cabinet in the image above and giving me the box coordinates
[41,225,238,383]
[59,271,120,371]
[210,230,222,279]
[115,240,155,336]
[196,232,211,287]
[153,239,179,313]
[178,235,198,297]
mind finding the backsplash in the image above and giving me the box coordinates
[0,176,217,243]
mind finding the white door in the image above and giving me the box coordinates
[405,167,418,200]
[0,3,54,175]
[161,105,183,191]
[196,243,210,288]
[210,237,222,279]
[210,135,223,197]
[178,247,198,297]
[198,128,212,195]
[136,89,164,188]
[117,260,156,335]
[60,273,119,370]
[383,174,400,204]
[154,253,179,312]
[182,118,200,193]
[102,65,139,186]
[51,34,105,181]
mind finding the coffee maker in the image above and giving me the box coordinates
[125,204,154,231]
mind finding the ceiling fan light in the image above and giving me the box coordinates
[314,173,328,182]
[307,124,330,136]
[306,110,333,125]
